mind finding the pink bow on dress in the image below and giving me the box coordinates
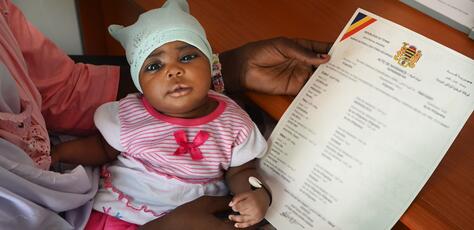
[173,130,209,160]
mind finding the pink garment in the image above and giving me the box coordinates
[84,210,138,230]
[120,92,252,184]
[0,0,120,169]
[89,91,266,224]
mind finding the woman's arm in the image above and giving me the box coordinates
[51,134,119,166]
[5,0,120,135]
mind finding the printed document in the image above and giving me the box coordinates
[259,8,474,230]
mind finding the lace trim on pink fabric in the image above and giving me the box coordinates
[100,166,167,218]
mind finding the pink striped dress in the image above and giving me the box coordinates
[92,90,267,225]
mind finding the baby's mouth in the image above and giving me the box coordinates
[168,84,192,97]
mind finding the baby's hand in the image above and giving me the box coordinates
[228,189,270,228]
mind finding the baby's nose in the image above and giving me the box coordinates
[167,66,183,78]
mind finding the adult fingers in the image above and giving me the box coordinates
[274,37,331,66]
[293,38,333,54]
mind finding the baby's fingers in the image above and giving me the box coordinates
[229,192,250,208]
[228,214,258,229]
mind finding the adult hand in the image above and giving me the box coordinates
[219,37,332,95]
[140,196,236,230]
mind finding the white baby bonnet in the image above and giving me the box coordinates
[108,0,212,92]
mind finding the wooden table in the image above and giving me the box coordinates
[77,0,474,229]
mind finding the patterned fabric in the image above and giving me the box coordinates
[211,54,225,93]
[0,99,50,169]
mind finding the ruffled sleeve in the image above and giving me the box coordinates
[93,102,124,152]
[230,122,267,167]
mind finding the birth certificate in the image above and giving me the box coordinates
[259,8,474,230]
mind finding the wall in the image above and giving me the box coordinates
[12,0,83,55]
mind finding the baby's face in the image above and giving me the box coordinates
[139,41,211,118]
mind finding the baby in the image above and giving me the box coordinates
[52,0,271,229]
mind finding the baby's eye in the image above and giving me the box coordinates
[181,54,198,63]
[145,63,162,72]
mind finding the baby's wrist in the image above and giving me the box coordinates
[248,176,272,207]
[254,188,272,207]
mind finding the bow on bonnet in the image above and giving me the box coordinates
[108,0,213,92]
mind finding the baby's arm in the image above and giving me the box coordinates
[225,160,271,228]
[51,134,119,166]
[51,101,122,166]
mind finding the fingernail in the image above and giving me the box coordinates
[321,54,329,58]
[228,215,233,220]
[228,201,233,206]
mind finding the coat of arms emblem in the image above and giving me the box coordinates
[394,42,422,68]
